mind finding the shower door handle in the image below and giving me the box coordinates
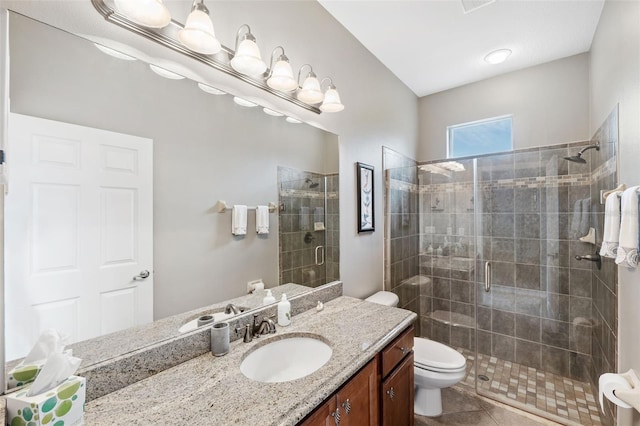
[484,261,491,292]
[315,246,325,266]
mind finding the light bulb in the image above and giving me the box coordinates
[297,75,323,104]
[320,87,344,113]
[114,0,171,28]
[178,4,221,55]
[230,39,267,77]
[267,59,297,92]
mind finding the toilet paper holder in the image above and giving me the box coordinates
[600,369,640,414]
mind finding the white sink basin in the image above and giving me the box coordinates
[240,335,332,383]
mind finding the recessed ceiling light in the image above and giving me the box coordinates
[285,117,302,124]
[197,83,225,95]
[484,49,512,65]
[149,64,185,79]
[263,108,284,117]
[233,97,257,107]
[94,43,137,61]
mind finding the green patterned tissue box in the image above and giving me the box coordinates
[7,363,44,390]
[6,375,85,426]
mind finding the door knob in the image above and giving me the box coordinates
[133,270,150,281]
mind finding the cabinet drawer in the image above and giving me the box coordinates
[381,325,414,378]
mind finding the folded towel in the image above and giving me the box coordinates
[313,207,325,231]
[256,205,269,235]
[615,186,640,267]
[580,198,591,236]
[232,205,247,236]
[600,191,622,258]
[570,199,583,238]
[299,206,310,230]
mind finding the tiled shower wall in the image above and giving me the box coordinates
[278,167,339,288]
[382,147,420,330]
[589,107,618,423]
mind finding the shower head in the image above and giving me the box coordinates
[305,178,319,188]
[563,142,600,164]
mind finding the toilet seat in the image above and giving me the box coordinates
[414,337,466,372]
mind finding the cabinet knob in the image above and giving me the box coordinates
[387,387,395,400]
[341,398,351,414]
[331,407,341,425]
[398,346,410,355]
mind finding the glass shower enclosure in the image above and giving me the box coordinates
[385,128,617,426]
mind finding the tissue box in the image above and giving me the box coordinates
[7,362,44,390]
[6,376,85,426]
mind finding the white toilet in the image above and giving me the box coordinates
[365,291,467,417]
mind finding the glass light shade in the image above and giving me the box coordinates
[263,108,284,117]
[114,0,171,28]
[149,64,184,79]
[178,9,221,55]
[484,49,512,64]
[94,44,137,61]
[320,88,344,113]
[197,83,225,95]
[230,39,267,76]
[285,117,302,124]
[266,60,297,92]
[297,75,324,104]
[233,97,257,107]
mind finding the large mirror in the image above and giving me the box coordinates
[4,13,339,370]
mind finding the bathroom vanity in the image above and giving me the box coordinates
[82,296,416,425]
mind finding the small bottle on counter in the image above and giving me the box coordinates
[278,293,291,326]
[263,289,276,305]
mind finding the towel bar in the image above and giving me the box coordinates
[216,200,277,213]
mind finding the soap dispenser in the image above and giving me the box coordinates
[277,293,291,326]
[263,289,276,305]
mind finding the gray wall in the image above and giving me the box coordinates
[588,2,640,426]
[418,53,590,161]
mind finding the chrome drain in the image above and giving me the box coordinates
[478,374,490,381]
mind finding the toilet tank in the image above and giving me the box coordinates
[364,291,399,307]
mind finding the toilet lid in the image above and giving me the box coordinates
[414,338,466,371]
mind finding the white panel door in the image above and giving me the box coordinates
[6,113,153,361]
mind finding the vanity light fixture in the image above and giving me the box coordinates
[233,97,258,107]
[297,65,324,104]
[319,78,344,113]
[92,0,345,114]
[197,82,226,95]
[285,117,302,124]
[113,0,171,28]
[484,48,512,65]
[230,24,267,77]
[266,46,298,92]
[149,64,185,79]
[263,108,284,117]
[94,43,137,61]
[178,0,221,55]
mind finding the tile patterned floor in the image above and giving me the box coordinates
[450,349,604,426]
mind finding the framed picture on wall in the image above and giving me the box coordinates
[357,162,375,233]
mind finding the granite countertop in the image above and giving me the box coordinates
[84,296,416,425]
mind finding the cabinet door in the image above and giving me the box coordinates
[381,353,414,426]
[335,358,379,426]
[299,397,337,426]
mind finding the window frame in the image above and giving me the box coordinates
[446,114,513,159]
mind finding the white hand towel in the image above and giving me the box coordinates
[570,199,583,238]
[299,206,310,231]
[615,186,640,267]
[232,205,247,236]
[256,205,269,235]
[313,207,325,231]
[599,191,622,258]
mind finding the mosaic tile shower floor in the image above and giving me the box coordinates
[455,349,604,426]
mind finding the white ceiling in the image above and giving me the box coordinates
[318,0,605,97]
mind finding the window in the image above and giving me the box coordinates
[447,115,513,158]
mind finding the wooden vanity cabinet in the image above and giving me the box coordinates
[299,325,414,426]
[300,357,378,425]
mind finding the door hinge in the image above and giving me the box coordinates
[0,149,4,164]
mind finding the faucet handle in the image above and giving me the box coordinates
[235,324,252,343]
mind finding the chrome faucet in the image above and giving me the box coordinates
[224,304,242,315]
[256,318,277,336]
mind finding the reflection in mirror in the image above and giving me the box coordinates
[4,13,339,371]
